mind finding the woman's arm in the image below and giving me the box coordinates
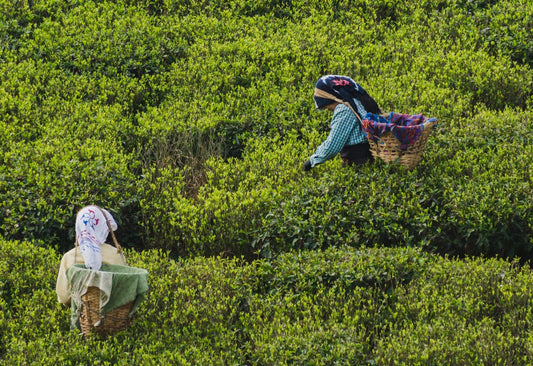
[309,105,357,167]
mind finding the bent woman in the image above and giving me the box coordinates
[303,75,381,170]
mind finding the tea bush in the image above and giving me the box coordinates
[0,0,532,259]
[374,256,533,364]
[0,119,139,251]
[254,107,532,259]
[2,0,533,363]
[4,239,533,364]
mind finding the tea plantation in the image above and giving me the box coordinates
[1,0,532,363]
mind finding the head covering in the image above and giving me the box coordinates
[313,75,381,118]
[76,206,117,270]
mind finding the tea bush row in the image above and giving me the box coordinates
[0,0,532,258]
[3,238,533,364]
[138,106,532,259]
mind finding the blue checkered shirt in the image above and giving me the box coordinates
[309,104,367,167]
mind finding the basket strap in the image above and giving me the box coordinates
[96,206,128,265]
[95,206,122,254]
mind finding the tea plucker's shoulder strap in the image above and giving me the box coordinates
[96,206,127,265]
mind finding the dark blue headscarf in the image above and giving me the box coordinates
[313,75,381,118]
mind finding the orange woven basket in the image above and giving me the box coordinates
[366,119,437,170]
[79,286,133,337]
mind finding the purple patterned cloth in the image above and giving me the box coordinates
[362,112,437,150]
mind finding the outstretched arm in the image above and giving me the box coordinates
[307,105,356,168]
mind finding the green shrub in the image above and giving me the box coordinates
[19,1,186,77]
[137,132,307,257]
[425,107,533,258]
[1,0,533,363]
[0,0,532,259]
[4,239,533,364]
[0,123,139,250]
[374,256,533,364]
[456,0,533,66]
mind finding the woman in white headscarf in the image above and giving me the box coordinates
[55,206,127,305]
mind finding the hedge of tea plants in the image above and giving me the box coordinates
[0,0,533,258]
[2,2,532,362]
[1,0,532,259]
[3,238,533,364]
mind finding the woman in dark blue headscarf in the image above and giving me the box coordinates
[303,75,382,171]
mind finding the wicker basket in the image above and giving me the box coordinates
[79,286,133,337]
[366,118,437,170]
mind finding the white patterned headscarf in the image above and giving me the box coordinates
[76,206,117,270]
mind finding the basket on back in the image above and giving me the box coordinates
[68,263,149,337]
[362,112,438,170]
[79,286,134,337]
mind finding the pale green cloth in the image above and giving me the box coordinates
[67,263,149,329]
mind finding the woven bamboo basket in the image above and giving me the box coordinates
[367,119,437,170]
[79,286,133,337]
